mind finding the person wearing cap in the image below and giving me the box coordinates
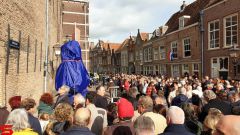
[0,102,9,125]
[103,98,135,135]
[138,96,167,134]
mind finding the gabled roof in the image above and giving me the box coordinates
[165,0,211,34]
[140,33,149,41]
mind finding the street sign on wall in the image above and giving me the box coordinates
[9,39,20,49]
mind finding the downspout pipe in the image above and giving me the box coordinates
[200,10,204,79]
[44,0,49,93]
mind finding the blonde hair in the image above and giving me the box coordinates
[6,108,30,131]
[204,113,223,134]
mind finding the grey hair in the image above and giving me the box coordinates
[204,90,216,101]
[6,108,30,131]
[167,106,185,124]
[60,85,70,93]
[134,116,155,135]
[74,93,86,107]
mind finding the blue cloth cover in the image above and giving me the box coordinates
[55,40,90,96]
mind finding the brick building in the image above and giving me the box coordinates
[62,0,90,70]
[203,0,240,80]
[89,40,121,73]
[0,0,62,105]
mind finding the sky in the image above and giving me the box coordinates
[89,0,195,43]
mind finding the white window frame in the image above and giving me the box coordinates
[183,38,191,58]
[224,13,238,47]
[179,17,184,29]
[171,41,178,59]
[208,20,220,49]
[182,64,189,75]
[148,48,152,61]
[159,46,166,60]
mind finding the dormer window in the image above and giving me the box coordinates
[179,16,191,29]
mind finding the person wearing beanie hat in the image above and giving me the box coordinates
[103,98,135,135]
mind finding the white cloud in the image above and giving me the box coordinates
[89,0,195,43]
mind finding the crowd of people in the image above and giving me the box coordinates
[1,73,240,135]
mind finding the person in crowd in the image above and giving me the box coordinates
[5,108,38,135]
[146,81,157,97]
[37,93,54,116]
[21,98,42,135]
[122,78,130,93]
[134,116,155,135]
[8,96,21,111]
[180,103,202,135]
[168,82,178,104]
[199,90,232,122]
[104,97,135,135]
[126,87,138,110]
[45,103,73,135]
[231,91,240,115]
[201,108,222,135]
[73,93,85,110]
[0,102,9,125]
[142,80,148,95]
[138,96,167,134]
[86,91,107,135]
[160,106,194,135]
[106,103,118,126]
[171,87,188,107]
[53,85,71,109]
[153,104,167,118]
[94,85,108,110]
[39,113,50,134]
[154,95,168,108]
[61,108,95,135]
[215,115,240,135]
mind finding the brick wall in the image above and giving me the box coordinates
[0,0,62,107]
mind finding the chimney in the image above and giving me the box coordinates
[180,1,187,12]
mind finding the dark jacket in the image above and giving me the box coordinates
[28,113,42,135]
[94,95,108,110]
[0,107,9,125]
[60,126,95,135]
[51,121,71,135]
[53,94,70,109]
[159,124,195,135]
[199,98,232,122]
[171,94,188,107]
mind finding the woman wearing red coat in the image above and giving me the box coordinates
[146,81,157,97]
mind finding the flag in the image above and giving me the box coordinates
[168,51,173,61]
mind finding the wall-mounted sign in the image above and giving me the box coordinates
[9,39,20,49]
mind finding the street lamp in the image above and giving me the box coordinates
[53,43,61,70]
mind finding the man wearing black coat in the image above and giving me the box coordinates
[160,106,194,135]
[53,85,71,109]
[61,108,95,135]
[199,90,232,122]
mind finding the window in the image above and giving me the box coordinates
[179,17,184,29]
[99,57,102,64]
[148,48,152,61]
[159,65,167,75]
[172,65,180,77]
[193,64,199,71]
[209,20,220,49]
[154,49,158,60]
[183,38,191,57]
[171,41,178,59]
[159,46,166,60]
[107,56,111,65]
[183,64,189,70]
[140,50,143,61]
[224,14,238,47]
[129,53,134,62]
[135,51,139,60]
[144,48,148,62]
